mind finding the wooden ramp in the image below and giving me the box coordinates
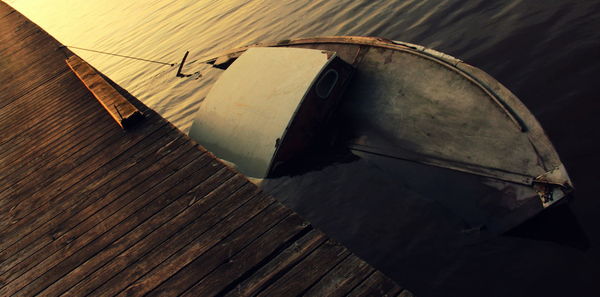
[0,3,411,296]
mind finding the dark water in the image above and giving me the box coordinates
[9,0,600,296]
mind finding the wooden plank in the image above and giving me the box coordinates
[0,111,158,199]
[222,229,327,297]
[254,240,351,297]
[0,2,15,18]
[0,151,215,296]
[0,138,196,276]
[0,140,204,264]
[0,21,52,55]
[60,177,258,297]
[66,55,143,129]
[37,171,245,297]
[0,142,201,286]
[0,47,68,105]
[0,19,62,66]
[0,126,188,257]
[0,111,115,191]
[88,183,259,296]
[110,192,276,297]
[27,167,235,297]
[0,99,114,190]
[144,202,292,297]
[0,6,38,38]
[345,271,404,297]
[0,107,109,182]
[0,67,156,190]
[302,255,375,297]
[0,66,70,109]
[0,95,97,147]
[0,127,187,275]
[180,214,309,297]
[0,81,103,163]
[0,113,166,230]
[0,91,101,157]
[0,23,65,75]
[0,70,82,128]
[0,71,96,130]
[0,126,186,257]
[0,117,160,234]
[0,25,43,52]
[0,111,122,201]
[0,91,113,172]
[0,119,118,222]
[0,31,59,69]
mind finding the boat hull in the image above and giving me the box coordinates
[196,36,572,233]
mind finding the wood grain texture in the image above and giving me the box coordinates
[345,271,405,297]
[66,55,143,129]
[0,2,406,297]
[222,229,327,297]
[302,254,375,297]
[255,240,351,297]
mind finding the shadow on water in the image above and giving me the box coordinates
[262,146,595,297]
[506,203,590,251]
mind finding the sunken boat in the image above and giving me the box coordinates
[188,36,573,233]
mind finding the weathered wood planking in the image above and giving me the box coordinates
[0,2,412,297]
[66,55,143,129]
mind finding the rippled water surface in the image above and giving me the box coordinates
[7,1,600,296]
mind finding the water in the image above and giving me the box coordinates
[7,0,600,296]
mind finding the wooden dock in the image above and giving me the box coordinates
[0,2,411,296]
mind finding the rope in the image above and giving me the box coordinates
[62,45,175,66]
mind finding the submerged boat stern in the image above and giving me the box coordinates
[189,47,353,178]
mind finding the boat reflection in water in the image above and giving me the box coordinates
[188,36,573,268]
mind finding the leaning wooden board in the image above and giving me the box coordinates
[66,55,144,129]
